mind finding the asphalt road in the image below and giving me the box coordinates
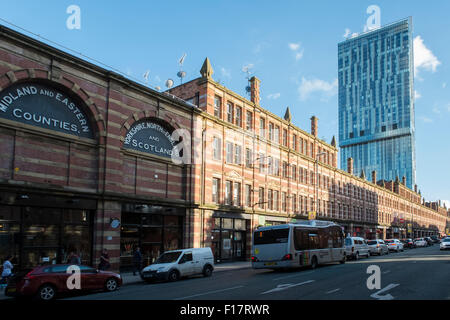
[64,245,450,300]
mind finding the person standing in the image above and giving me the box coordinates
[67,251,81,265]
[133,247,142,276]
[98,248,110,271]
[1,256,14,283]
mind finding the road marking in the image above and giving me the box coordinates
[382,270,391,274]
[174,285,244,300]
[370,283,400,300]
[325,288,341,294]
[261,280,315,295]
[273,271,314,281]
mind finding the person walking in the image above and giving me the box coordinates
[98,248,110,271]
[67,251,81,265]
[133,247,142,276]
[1,256,14,284]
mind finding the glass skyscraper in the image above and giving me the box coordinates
[338,18,416,189]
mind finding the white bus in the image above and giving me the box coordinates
[251,220,346,269]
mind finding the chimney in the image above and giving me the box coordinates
[402,176,406,185]
[347,157,353,175]
[311,116,318,137]
[371,171,377,184]
[249,76,261,105]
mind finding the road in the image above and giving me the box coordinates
[64,245,450,300]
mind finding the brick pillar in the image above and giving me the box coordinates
[310,116,318,137]
[249,76,261,105]
[93,200,121,272]
[347,158,354,175]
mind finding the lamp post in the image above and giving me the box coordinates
[315,152,327,218]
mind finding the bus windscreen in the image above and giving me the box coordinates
[254,228,289,245]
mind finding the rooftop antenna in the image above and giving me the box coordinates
[143,70,150,85]
[177,53,187,85]
[242,64,253,97]
[165,79,174,89]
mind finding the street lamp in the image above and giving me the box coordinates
[315,152,327,218]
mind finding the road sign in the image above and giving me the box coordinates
[308,211,316,220]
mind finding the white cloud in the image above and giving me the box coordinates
[298,77,338,101]
[414,90,421,99]
[288,43,300,51]
[242,63,254,73]
[343,28,351,38]
[220,67,231,79]
[267,93,281,100]
[295,51,304,61]
[432,107,440,114]
[414,36,441,76]
[418,116,433,123]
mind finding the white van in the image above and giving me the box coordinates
[141,248,214,282]
[344,237,370,260]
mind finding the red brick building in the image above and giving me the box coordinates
[0,25,448,272]
[169,57,449,261]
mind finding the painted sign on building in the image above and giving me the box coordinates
[0,82,94,139]
[124,119,175,158]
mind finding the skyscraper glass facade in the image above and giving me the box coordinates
[338,18,416,189]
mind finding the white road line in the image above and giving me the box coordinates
[382,270,391,274]
[325,288,341,294]
[273,271,314,281]
[174,285,244,300]
[261,280,315,295]
[370,283,400,300]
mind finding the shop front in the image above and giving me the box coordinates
[119,204,185,271]
[210,213,249,263]
[0,192,96,269]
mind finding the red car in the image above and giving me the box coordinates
[5,264,122,300]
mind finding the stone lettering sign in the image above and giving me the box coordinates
[124,120,175,158]
[0,82,94,139]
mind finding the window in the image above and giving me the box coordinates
[213,137,221,160]
[274,159,280,176]
[274,191,279,211]
[259,153,265,173]
[234,145,242,165]
[282,192,287,212]
[245,148,252,168]
[246,111,253,130]
[260,118,266,137]
[274,126,280,143]
[283,129,288,146]
[226,142,233,163]
[268,189,273,210]
[214,96,221,118]
[259,187,265,209]
[227,102,233,123]
[292,165,297,180]
[233,182,241,206]
[245,184,251,207]
[269,123,274,141]
[292,194,297,213]
[212,178,220,204]
[267,157,273,175]
[235,106,242,127]
[293,134,297,151]
[282,161,289,178]
[225,181,232,205]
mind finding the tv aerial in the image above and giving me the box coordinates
[143,70,150,84]
[177,53,187,84]
[242,64,254,95]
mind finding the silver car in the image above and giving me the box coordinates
[344,237,371,260]
[367,239,389,255]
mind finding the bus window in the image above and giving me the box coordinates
[254,228,289,245]
[294,228,309,250]
[308,233,319,249]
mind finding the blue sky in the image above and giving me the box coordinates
[1,0,449,205]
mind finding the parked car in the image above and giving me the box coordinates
[430,235,440,243]
[385,239,404,252]
[344,237,371,260]
[424,237,434,246]
[414,238,427,247]
[367,239,389,255]
[4,264,122,300]
[400,239,416,249]
[141,247,214,283]
[440,238,450,250]
[440,236,450,243]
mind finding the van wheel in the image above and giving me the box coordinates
[168,270,180,282]
[311,256,318,269]
[203,265,213,277]
[36,284,56,301]
[355,252,359,260]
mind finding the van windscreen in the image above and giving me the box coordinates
[254,228,289,245]
[155,251,182,264]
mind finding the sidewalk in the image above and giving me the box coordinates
[120,260,252,286]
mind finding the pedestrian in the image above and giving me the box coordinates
[1,256,14,284]
[133,247,142,276]
[98,248,110,271]
[67,251,81,265]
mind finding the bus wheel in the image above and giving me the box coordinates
[311,256,318,269]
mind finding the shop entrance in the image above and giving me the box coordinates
[211,217,247,263]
